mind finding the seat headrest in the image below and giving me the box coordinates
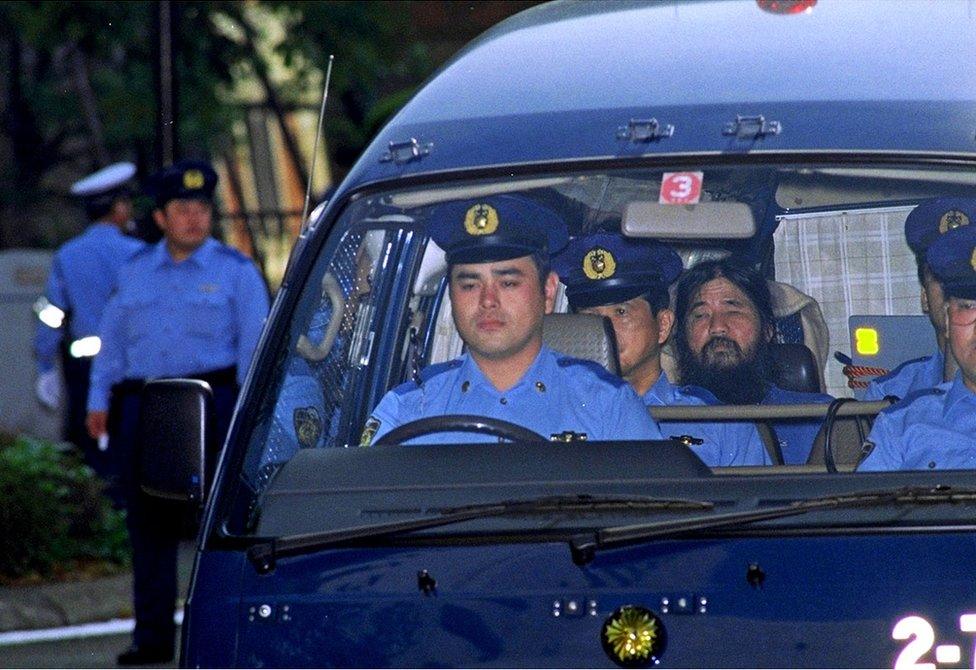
[542,313,620,376]
[769,342,821,394]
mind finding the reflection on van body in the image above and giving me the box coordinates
[166,1,976,667]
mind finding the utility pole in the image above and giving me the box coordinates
[154,0,178,169]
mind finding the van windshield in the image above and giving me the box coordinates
[229,161,976,538]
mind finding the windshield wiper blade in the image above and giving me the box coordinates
[569,485,976,566]
[247,494,713,573]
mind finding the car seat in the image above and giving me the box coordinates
[542,313,621,375]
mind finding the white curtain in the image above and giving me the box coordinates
[773,206,919,397]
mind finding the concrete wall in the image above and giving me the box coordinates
[0,249,62,440]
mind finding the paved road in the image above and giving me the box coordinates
[0,629,178,668]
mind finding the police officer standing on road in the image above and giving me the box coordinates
[553,233,770,466]
[864,198,974,400]
[361,196,663,445]
[858,224,976,470]
[85,159,270,666]
[34,162,145,478]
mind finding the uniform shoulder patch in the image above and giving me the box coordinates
[293,406,323,447]
[872,354,934,384]
[215,244,251,264]
[359,417,381,446]
[555,356,628,388]
[418,359,462,384]
[679,384,720,405]
[879,386,945,415]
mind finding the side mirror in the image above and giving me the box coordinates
[138,379,213,504]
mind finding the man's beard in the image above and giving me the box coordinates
[680,336,770,405]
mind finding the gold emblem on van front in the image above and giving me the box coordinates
[464,204,499,236]
[601,606,666,667]
[583,247,616,280]
[939,209,970,234]
[183,169,205,190]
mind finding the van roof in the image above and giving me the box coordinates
[342,0,976,189]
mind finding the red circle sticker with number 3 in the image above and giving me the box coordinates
[659,171,703,205]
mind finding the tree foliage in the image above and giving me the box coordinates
[0,1,527,248]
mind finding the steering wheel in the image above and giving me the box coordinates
[373,414,547,446]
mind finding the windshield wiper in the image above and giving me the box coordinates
[247,494,713,573]
[569,485,976,566]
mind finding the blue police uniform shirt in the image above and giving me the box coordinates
[763,384,834,465]
[263,300,351,469]
[864,351,944,401]
[364,346,663,445]
[35,223,145,373]
[87,238,270,412]
[858,373,976,471]
[645,373,770,467]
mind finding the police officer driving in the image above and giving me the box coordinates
[34,162,144,477]
[858,223,976,471]
[553,233,769,466]
[361,196,663,445]
[85,159,270,665]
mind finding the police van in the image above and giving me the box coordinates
[143,1,976,666]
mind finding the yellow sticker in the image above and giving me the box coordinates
[854,327,880,356]
[183,169,205,190]
[939,209,970,234]
[463,204,499,236]
[583,247,616,280]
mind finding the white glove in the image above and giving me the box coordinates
[35,370,61,410]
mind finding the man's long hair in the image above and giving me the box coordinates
[674,258,776,404]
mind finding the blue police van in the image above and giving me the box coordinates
[141,0,976,666]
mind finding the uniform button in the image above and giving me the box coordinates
[928,461,937,469]
[500,397,507,405]
[535,381,546,392]
[461,381,470,393]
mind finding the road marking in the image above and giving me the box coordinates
[0,610,183,646]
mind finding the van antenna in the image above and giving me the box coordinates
[301,54,335,233]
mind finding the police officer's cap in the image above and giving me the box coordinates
[552,233,683,309]
[428,195,569,264]
[152,159,218,208]
[905,197,976,256]
[70,162,135,204]
[927,225,976,300]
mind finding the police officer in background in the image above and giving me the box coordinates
[34,162,145,477]
[858,224,976,470]
[361,196,663,446]
[553,233,770,466]
[85,159,270,665]
[864,198,974,400]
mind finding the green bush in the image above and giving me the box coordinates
[0,433,130,580]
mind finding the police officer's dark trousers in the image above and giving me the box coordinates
[109,367,237,653]
[60,350,109,476]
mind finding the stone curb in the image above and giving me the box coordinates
[0,543,194,633]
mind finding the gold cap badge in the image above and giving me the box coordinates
[939,209,970,234]
[463,203,499,236]
[970,246,976,272]
[183,169,205,190]
[583,247,617,280]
